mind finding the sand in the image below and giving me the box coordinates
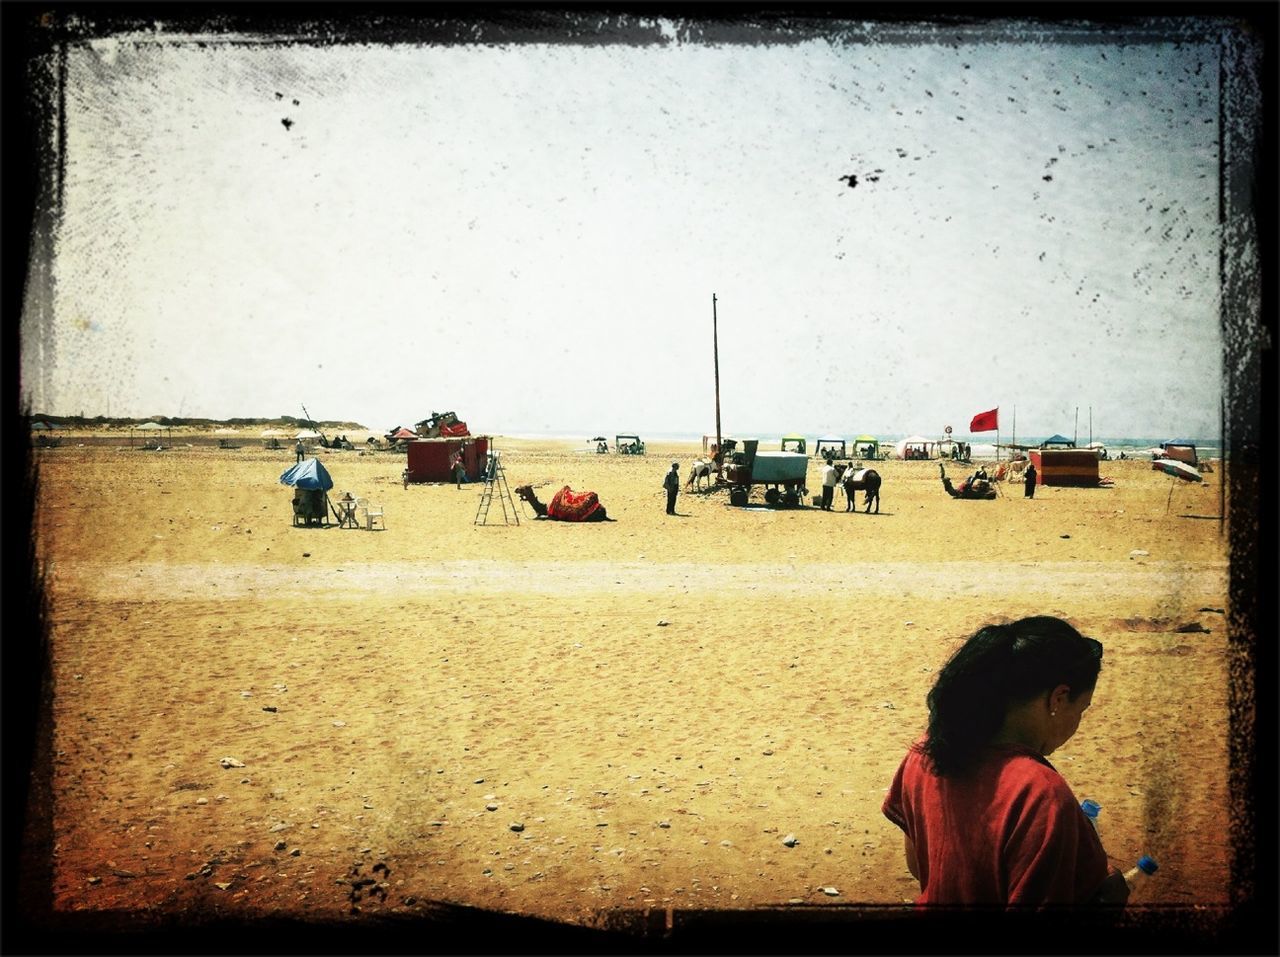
[29,434,1235,931]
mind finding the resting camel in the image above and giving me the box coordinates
[514,484,612,522]
[939,463,997,500]
[834,463,882,513]
[685,458,717,491]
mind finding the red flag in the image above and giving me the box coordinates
[969,408,998,432]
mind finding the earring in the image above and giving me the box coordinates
[1051,711,1057,716]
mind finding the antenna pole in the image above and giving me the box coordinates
[713,294,722,464]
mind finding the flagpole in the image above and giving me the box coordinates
[996,406,1000,463]
[713,294,722,466]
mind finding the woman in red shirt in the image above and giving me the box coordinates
[882,616,1128,908]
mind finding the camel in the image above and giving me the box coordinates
[939,463,997,500]
[685,458,717,491]
[834,463,882,513]
[514,484,612,522]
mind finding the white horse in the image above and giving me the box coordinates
[686,458,716,491]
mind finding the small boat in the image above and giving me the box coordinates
[1153,458,1202,482]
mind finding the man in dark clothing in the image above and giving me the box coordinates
[1024,462,1038,498]
[295,439,305,463]
[664,463,680,515]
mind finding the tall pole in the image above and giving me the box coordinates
[1089,406,1093,446]
[1074,406,1079,447]
[713,294,722,464]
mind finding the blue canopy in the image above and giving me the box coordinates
[1041,434,1075,447]
[1164,439,1196,447]
[279,458,333,491]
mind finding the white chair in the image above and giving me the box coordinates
[358,497,385,531]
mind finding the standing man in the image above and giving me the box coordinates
[1024,461,1038,498]
[664,462,680,515]
[820,459,839,511]
[450,449,466,489]
[294,438,305,463]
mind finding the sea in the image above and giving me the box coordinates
[499,430,1223,460]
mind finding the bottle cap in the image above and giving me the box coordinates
[1136,855,1158,875]
[1080,799,1101,819]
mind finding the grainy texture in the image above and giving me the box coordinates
[33,434,1232,927]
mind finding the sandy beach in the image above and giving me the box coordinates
[28,433,1236,933]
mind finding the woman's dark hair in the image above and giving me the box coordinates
[922,616,1103,776]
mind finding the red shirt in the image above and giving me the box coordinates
[882,741,1109,908]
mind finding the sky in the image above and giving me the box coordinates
[19,13,1240,440]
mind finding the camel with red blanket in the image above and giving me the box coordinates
[514,485,612,522]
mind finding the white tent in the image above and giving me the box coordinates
[261,428,287,438]
[894,435,935,460]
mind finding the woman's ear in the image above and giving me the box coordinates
[1047,683,1072,714]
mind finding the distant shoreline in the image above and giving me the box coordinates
[28,422,1222,460]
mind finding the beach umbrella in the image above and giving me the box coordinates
[261,428,287,438]
[279,458,334,491]
[391,427,417,439]
[294,429,322,440]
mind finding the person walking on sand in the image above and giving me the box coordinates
[820,459,839,511]
[1024,462,1038,498]
[450,449,466,489]
[294,438,305,463]
[882,615,1127,907]
[664,462,680,515]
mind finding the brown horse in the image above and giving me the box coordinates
[834,463,882,513]
[514,485,612,522]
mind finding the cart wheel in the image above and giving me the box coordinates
[764,487,781,505]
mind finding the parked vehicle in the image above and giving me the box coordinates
[722,438,808,506]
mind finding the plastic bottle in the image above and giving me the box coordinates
[1080,799,1101,835]
[1123,855,1159,893]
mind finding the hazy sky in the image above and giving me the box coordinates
[21,15,1234,439]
